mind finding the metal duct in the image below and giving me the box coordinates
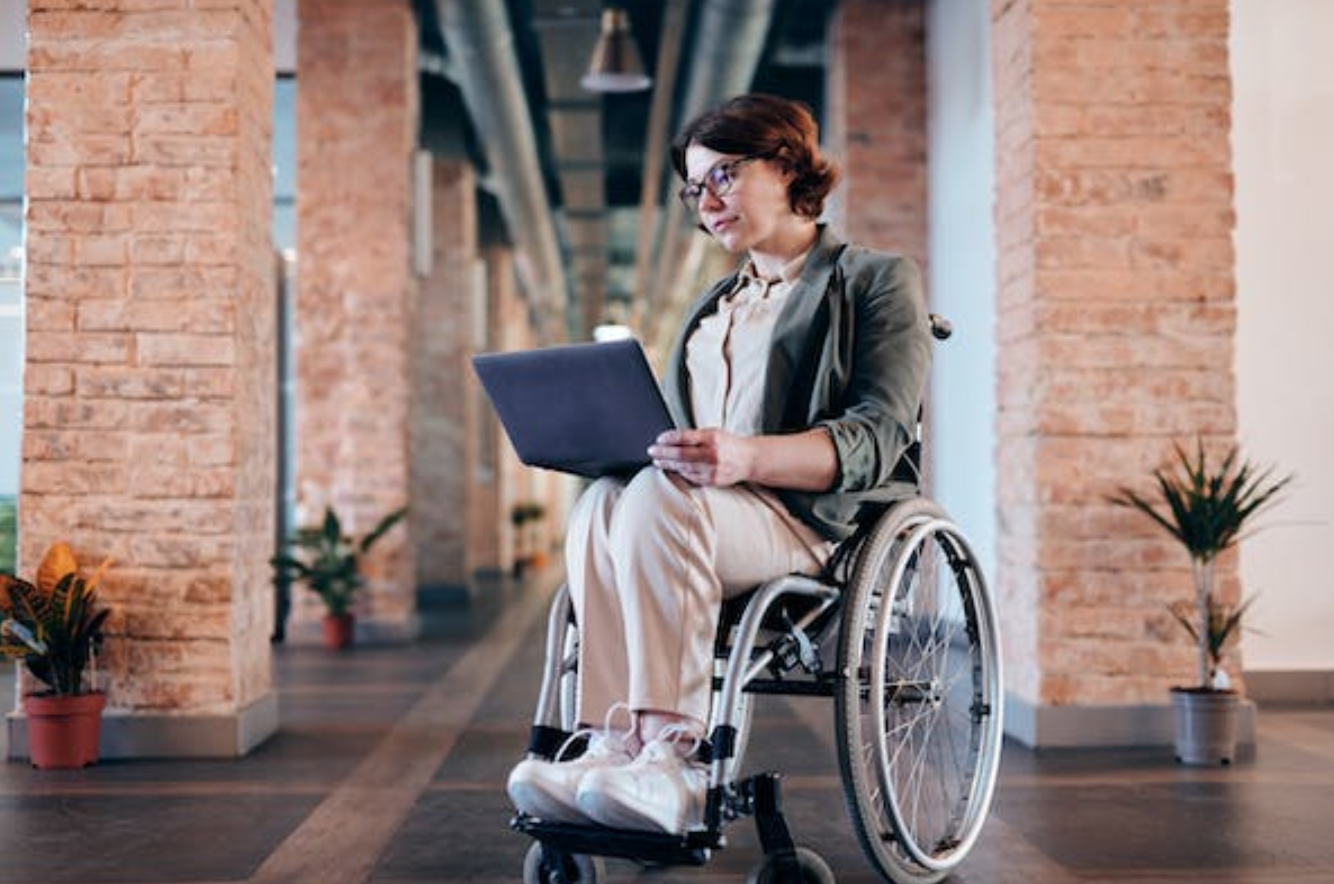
[434,0,569,339]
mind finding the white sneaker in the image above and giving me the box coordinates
[576,727,708,833]
[507,730,633,823]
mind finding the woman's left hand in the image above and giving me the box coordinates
[649,428,752,487]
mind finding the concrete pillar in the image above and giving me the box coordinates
[295,0,418,639]
[17,0,278,756]
[990,0,1239,745]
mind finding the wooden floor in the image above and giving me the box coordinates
[3,568,1334,884]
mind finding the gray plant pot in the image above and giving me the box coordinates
[1171,687,1241,765]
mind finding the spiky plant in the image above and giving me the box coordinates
[0,543,112,696]
[270,506,407,618]
[1110,439,1293,690]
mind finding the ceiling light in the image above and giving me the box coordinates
[580,8,652,94]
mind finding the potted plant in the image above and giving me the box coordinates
[270,505,407,649]
[1110,439,1293,764]
[0,542,112,768]
[510,501,547,576]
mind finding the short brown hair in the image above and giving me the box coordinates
[670,93,839,219]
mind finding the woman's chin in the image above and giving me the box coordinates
[709,227,746,252]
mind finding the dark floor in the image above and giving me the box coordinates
[3,570,1333,884]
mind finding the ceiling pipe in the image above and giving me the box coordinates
[630,0,688,313]
[434,0,570,340]
[638,0,776,346]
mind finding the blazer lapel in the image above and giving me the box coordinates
[761,227,846,431]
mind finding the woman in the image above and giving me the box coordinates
[508,93,931,834]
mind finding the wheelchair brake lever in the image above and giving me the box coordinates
[774,610,822,677]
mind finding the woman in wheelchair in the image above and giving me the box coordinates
[507,93,932,837]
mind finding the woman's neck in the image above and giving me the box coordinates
[748,222,819,280]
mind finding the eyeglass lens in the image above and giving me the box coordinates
[680,159,744,210]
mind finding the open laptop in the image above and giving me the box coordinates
[471,338,677,479]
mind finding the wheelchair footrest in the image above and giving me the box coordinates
[512,815,719,866]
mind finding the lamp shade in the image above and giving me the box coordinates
[581,8,652,93]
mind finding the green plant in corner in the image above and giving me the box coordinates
[1167,593,1257,691]
[270,505,408,618]
[1110,439,1293,691]
[0,542,112,697]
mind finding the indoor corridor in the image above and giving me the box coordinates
[3,567,1333,884]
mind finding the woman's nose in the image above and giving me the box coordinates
[698,187,725,212]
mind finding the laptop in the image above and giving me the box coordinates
[471,338,677,479]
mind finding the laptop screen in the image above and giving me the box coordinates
[472,339,677,478]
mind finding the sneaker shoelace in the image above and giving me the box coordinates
[552,701,636,762]
[644,721,703,763]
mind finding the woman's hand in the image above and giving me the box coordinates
[649,428,752,487]
[649,427,839,492]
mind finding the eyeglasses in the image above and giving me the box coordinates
[678,155,765,211]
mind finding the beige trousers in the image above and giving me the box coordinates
[565,468,832,728]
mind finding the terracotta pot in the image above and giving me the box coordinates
[322,612,355,650]
[24,692,106,769]
[1171,687,1240,765]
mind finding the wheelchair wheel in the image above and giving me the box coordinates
[746,847,836,884]
[835,498,1003,884]
[522,841,605,884]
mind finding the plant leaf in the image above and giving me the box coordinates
[36,542,78,596]
[358,507,407,554]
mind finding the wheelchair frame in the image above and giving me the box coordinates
[512,494,1004,884]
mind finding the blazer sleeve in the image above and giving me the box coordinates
[814,253,931,493]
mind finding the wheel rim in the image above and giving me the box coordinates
[838,504,1003,880]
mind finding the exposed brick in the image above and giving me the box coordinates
[828,0,929,270]
[992,0,1237,707]
[22,0,276,726]
[294,0,418,629]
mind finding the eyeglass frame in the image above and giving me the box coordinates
[677,153,771,211]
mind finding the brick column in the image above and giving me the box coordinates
[295,0,418,639]
[826,0,928,268]
[485,245,554,574]
[18,0,277,757]
[413,157,482,594]
[991,0,1239,745]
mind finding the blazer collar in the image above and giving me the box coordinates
[666,224,848,428]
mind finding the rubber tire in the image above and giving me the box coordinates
[522,842,605,884]
[833,498,1003,884]
[745,847,837,884]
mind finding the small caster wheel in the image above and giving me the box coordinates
[746,846,836,884]
[522,842,605,884]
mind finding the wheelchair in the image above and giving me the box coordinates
[512,323,1003,884]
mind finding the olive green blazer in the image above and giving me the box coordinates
[662,226,932,541]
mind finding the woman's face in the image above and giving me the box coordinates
[683,143,796,255]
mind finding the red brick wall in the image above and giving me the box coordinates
[413,158,478,588]
[22,0,276,712]
[295,0,418,632]
[991,0,1237,706]
[827,0,929,270]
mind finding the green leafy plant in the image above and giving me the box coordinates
[1167,593,1256,689]
[270,506,407,618]
[0,542,112,697]
[1110,439,1293,690]
[510,501,546,527]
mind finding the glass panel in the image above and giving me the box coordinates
[0,75,19,570]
